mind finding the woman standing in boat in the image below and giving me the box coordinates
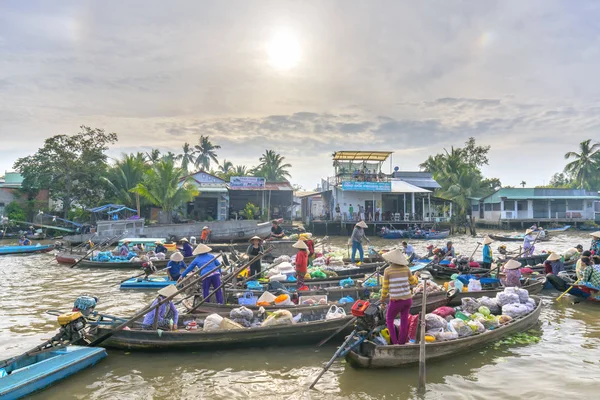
[350,221,370,264]
[589,231,600,254]
[380,249,418,345]
[481,236,494,269]
[523,229,536,257]
[246,236,264,278]
[293,240,309,289]
[178,244,223,304]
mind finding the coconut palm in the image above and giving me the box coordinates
[193,135,221,171]
[232,165,248,176]
[102,153,148,209]
[177,142,195,173]
[255,150,292,181]
[564,139,600,190]
[145,149,162,164]
[131,158,199,223]
[219,160,234,175]
[520,181,526,188]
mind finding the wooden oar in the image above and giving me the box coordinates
[468,243,481,261]
[87,253,224,347]
[556,279,581,301]
[418,272,432,392]
[485,230,543,277]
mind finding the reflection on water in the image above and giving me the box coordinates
[1,231,599,399]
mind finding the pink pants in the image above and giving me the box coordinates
[386,298,413,345]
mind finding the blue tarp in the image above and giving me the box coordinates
[106,206,137,214]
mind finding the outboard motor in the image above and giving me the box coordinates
[352,300,384,331]
[456,256,470,272]
[142,261,156,279]
[73,295,98,317]
[52,312,89,344]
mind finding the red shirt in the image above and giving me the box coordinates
[306,240,315,257]
[296,250,308,273]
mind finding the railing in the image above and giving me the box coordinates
[328,173,391,185]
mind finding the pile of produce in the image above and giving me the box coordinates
[91,251,136,262]
[413,280,443,294]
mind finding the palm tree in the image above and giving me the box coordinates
[131,158,199,224]
[255,150,292,181]
[145,149,162,164]
[564,139,600,190]
[219,159,234,175]
[520,181,526,188]
[177,142,195,173]
[194,135,221,171]
[102,153,148,211]
[232,165,248,176]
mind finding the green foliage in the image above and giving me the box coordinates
[492,330,541,348]
[4,201,26,221]
[13,126,118,217]
[563,139,600,190]
[253,150,292,182]
[194,135,221,171]
[537,172,576,188]
[242,202,258,220]
[177,142,195,173]
[131,158,199,223]
[102,152,149,209]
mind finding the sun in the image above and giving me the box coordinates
[266,28,301,70]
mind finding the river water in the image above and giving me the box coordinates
[1,230,599,399]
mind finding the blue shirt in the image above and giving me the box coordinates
[180,253,221,278]
[442,246,455,258]
[167,260,185,280]
[181,243,194,257]
[483,244,492,263]
[155,244,167,253]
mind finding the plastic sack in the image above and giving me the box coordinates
[524,298,536,312]
[246,281,263,291]
[203,314,223,331]
[269,274,287,282]
[478,306,491,317]
[338,296,355,305]
[231,318,252,328]
[311,270,327,279]
[407,314,419,341]
[461,297,481,314]
[431,306,455,319]
[449,318,473,337]
[230,306,254,321]
[482,315,500,329]
[479,296,501,315]
[498,315,513,324]
[467,320,486,334]
[504,287,529,303]
[425,313,447,331]
[468,279,482,292]
[219,317,245,330]
[363,278,378,287]
[274,294,293,306]
[501,303,530,319]
[287,275,297,282]
[339,278,355,287]
[496,291,520,307]
[325,305,347,320]
[261,309,294,327]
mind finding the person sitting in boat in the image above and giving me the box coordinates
[270,220,285,240]
[132,243,145,252]
[178,238,194,258]
[589,231,600,254]
[300,233,315,261]
[425,244,435,258]
[246,236,264,278]
[481,236,494,269]
[293,239,309,289]
[401,241,416,263]
[350,221,370,264]
[119,240,130,256]
[141,260,157,280]
[580,256,600,288]
[178,244,223,304]
[523,229,537,257]
[167,252,185,281]
[544,253,568,291]
[84,239,94,250]
[200,226,211,244]
[576,251,592,280]
[441,241,455,258]
[154,241,167,254]
[502,259,522,287]
[380,249,419,345]
[142,284,179,331]
[18,236,31,246]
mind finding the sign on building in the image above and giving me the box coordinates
[341,181,391,192]
[230,176,266,188]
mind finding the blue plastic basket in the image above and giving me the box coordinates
[237,292,258,306]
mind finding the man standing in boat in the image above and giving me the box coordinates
[350,221,370,264]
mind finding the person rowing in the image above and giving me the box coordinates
[178,244,223,304]
[18,236,31,246]
[401,241,416,263]
[154,241,168,254]
[167,252,186,281]
[350,220,370,264]
[523,229,536,257]
[178,237,194,257]
[481,236,494,269]
[142,285,179,331]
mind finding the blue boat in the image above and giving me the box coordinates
[120,276,175,290]
[0,244,54,256]
[547,225,571,232]
[0,346,106,400]
[380,228,450,240]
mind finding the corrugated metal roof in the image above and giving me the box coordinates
[508,196,600,200]
[229,182,293,191]
[333,151,392,162]
[479,188,600,203]
[391,180,431,193]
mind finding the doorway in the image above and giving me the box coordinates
[365,200,374,221]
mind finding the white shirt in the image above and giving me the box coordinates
[404,244,414,256]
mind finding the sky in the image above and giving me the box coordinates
[1,0,600,190]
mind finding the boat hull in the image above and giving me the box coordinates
[567,283,600,302]
[448,277,546,306]
[346,296,542,368]
[0,245,54,256]
[75,255,195,269]
[488,234,549,242]
[0,346,106,400]
[120,277,175,290]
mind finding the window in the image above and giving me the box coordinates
[503,200,515,210]
[517,201,528,211]
[471,204,480,211]
[484,203,492,211]
[492,203,501,211]
[568,200,583,210]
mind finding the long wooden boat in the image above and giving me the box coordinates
[74,255,195,269]
[425,265,489,279]
[346,296,542,368]
[89,314,354,351]
[546,225,571,232]
[0,346,107,399]
[120,276,175,290]
[0,244,54,256]
[488,233,549,242]
[447,277,546,306]
[566,282,600,302]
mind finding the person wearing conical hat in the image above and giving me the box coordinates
[154,240,168,254]
[544,252,568,291]
[299,233,315,261]
[501,259,523,287]
[142,284,179,331]
[119,240,131,256]
[481,236,494,269]
[178,237,194,257]
[178,244,223,304]
[523,228,536,257]
[350,220,370,264]
[589,231,600,254]
[167,252,186,281]
[381,249,419,345]
[246,236,264,278]
[200,226,211,244]
[293,240,309,289]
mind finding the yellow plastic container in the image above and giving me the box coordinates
[380,328,391,344]
[424,335,436,343]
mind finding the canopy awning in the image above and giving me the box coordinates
[333,151,393,162]
[390,180,431,193]
[106,206,137,214]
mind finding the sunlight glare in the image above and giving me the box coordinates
[266,28,301,70]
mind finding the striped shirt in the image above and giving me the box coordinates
[381,264,418,301]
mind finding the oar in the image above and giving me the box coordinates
[309,327,360,390]
[468,243,481,261]
[556,279,581,301]
[87,253,224,347]
[238,258,286,287]
[69,232,127,268]
[418,272,432,392]
[485,230,543,277]
[185,248,274,314]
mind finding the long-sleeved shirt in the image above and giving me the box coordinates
[546,260,565,275]
[295,250,308,274]
[442,246,455,258]
[503,268,522,287]
[523,234,535,248]
[381,264,418,301]
[119,244,129,256]
[582,264,600,287]
[180,253,220,278]
[404,244,415,257]
[591,239,600,254]
[167,260,186,280]
[482,244,493,263]
[180,243,194,257]
[246,244,263,269]
[576,259,586,280]
[142,299,178,328]
[155,244,167,254]
[350,227,367,244]
[305,240,315,257]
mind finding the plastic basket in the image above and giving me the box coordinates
[237,292,258,306]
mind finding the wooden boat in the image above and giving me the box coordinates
[225,285,382,303]
[89,314,354,351]
[425,264,489,279]
[120,276,175,290]
[346,296,542,368]
[566,282,600,302]
[546,225,571,232]
[0,244,54,256]
[448,277,546,306]
[55,252,80,264]
[342,255,384,264]
[0,346,107,399]
[488,233,549,242]
[75,255,195,269]
[380,229,450,240]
